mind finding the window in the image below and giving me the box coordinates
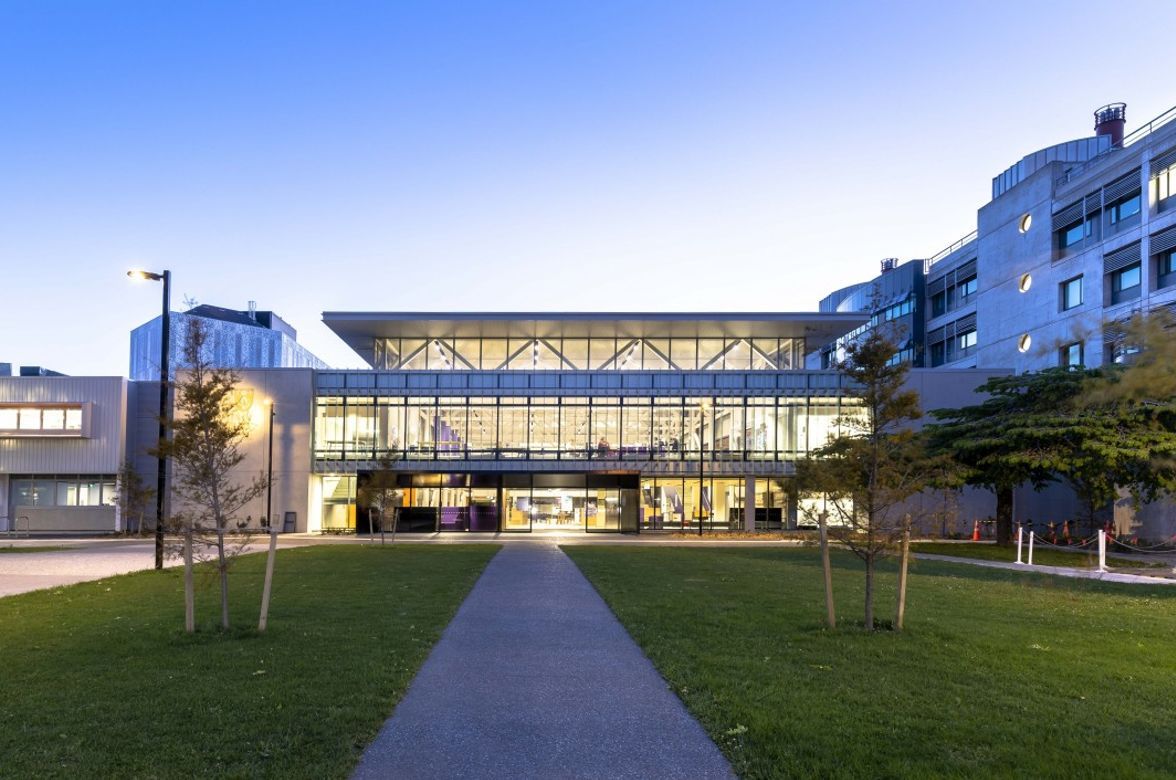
[1060,276,1083,311]
[957,276,978,302]
[1108,193,1141,225]
[0,405,86,436]
[1060,218,1094,249]
[947,329,977,361]
[930,291,946,318]
[929,341,945,367]
[1155,164,1174,206]
[1160,250,1176,289]
[1110,263,1142,304]
[8,477,116,507]
[1060,342,1084,368]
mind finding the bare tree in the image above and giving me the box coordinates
[154,317,268,631]
[114,460,154,535]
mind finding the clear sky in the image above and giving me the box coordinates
[2,0,1175,374]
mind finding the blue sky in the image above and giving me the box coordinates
[2,0,1175,373]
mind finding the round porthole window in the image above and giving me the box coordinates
[1019,273,1032,292]
[1018,334,1032,353]
[1019,213,1032,233]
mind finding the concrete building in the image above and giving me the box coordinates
[811,101,1176,539]
[811,258,926,369]
[129,301,328,381]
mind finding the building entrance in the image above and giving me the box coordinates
[356,471,639,534]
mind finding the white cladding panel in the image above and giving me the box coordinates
[0,377,128,474]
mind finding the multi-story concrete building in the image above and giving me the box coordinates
[817,101,1176,375]
[129,301,328,381]
[811,258,926,369]
[811,101,1176,539]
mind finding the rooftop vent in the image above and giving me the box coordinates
[880,258,898,274]
[248,300,257,321]
[1094,103,1126,146]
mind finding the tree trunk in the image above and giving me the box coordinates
[995,485,1014,547]
[864,554,875,631]
[380,508,386,546]
[390,507,399,543]
[217,528,230,630]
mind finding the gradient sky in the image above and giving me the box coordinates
[3,0,1175,373]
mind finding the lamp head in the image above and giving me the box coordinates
[127,269,164,282]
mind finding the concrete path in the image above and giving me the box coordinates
[352,543,734,780]
[915,553,1176,585]
[0,538,314,598]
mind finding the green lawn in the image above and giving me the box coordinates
[909,540,1167,569]
[564,546,1176,779]
[0,545,69,553]
[0,544,498,778]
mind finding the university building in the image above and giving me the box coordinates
[309,312,868,534]
[810,101,1176,539]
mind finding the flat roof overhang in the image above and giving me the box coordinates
[322,312,867,367]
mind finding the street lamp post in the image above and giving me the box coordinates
[265,400,275,530]
[128,269,171,570]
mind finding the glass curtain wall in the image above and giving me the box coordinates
[371,337,806,370]
[313,395,844,462]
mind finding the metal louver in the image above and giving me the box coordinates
[1152,147,1176,174]
[1151,226,1176,256]
[1052,201,1083,230]
[1104,242,1141,274]
[1102,170,1141,203]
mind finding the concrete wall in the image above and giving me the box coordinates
[167,369,315,533]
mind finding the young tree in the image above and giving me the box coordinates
[796,327,935,631]
[113,460,154,535]
[358,455,402,545]
[154,317,268,631]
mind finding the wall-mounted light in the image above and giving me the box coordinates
[1018,334,1032,353]
[1019,273,1032,292]
[1019,214,1033,233]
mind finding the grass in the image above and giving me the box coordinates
[0,545,69,553]
[564,545,1176,779]
[911,541,1169,569]
[0,544,499,778]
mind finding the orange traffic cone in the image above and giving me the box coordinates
[971,520,981,541]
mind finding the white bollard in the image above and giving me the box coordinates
[1016,526,1024,564]
[1028,531,1035,566]
[1098,529,1107,573]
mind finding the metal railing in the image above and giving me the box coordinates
[1056,102,1176,187]
[924,230,979,273]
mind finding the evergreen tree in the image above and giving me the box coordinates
[797,327,934,630]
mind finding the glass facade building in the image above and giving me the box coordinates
[314,313,864,535]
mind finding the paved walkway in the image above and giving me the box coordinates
[915,553,1176,585]
[0,538,313,598]
[352,543,734,779]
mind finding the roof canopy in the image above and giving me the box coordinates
[322,312,866,367]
